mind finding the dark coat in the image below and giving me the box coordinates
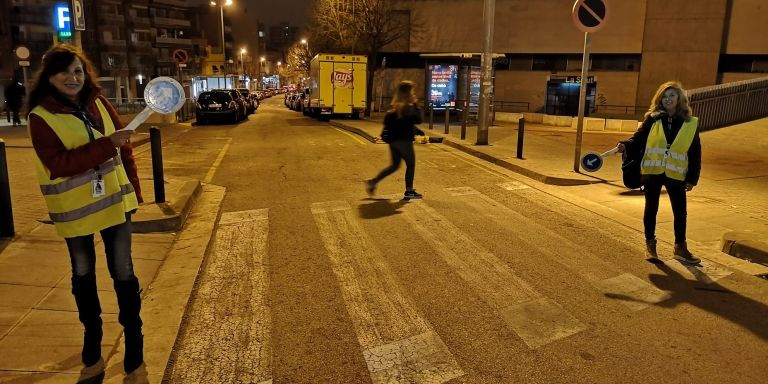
[381,105,423,143]
[621,113,701,186]
[5,81,25,109]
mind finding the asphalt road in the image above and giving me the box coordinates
[159,97,768,384]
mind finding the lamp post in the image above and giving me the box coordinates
[260,56,265,90]
[276,61,282,88]
[240,47,246,86]
[210,0,233,55]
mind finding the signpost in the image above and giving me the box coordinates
[15,46,31,85]
[572,0,608,172]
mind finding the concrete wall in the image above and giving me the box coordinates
[724,0,768,54]
[405,0,647,53]
[720,72,768,83]
[636,0,728,107]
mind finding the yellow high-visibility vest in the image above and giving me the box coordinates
[29,99,138,238]
[641,117,698,181]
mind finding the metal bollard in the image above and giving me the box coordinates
[444,107,450,134]
[0,140,15,237]
[150,127,166,204]
[428,104,434,130]
[516,117,525,159]
[461,104,468,140]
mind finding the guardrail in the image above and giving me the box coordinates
[688,76,768,131]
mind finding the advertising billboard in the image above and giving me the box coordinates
[428,65,457,108]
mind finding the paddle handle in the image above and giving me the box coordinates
[122,107,154,131]
[600,147,619,157]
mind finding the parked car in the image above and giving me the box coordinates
[212,89,248,120]
[237,88,259,114]
[195,90,240,124]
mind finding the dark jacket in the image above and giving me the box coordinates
[5,81,25,108]
[382,105,423,143]
[621,113,701,185]
[28,90,143,203]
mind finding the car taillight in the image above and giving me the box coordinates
[229,101,236,109]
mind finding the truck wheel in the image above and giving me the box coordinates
[352,112,360,120]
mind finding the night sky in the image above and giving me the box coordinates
[243,0,311,27]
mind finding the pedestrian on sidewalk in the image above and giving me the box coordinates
[5,76,25,126]
[616,81,701,265]
[366,80,424,200]
[25,44,147,382]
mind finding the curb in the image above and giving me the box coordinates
[133,179,202,233]
[721,231,768,268]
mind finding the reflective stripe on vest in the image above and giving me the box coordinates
[29,99,139,237]
[640,117,698,181]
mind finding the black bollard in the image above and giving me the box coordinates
[428,104,434,130]
[150,127,166,204]
[444,107,450,134]
[461,102,468,140]
[516,117,525,159]
[0,140,15,237]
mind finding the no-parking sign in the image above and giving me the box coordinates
[572,0,609,33]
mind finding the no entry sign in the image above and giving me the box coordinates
[572,0,609,33]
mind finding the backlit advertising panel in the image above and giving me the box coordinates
[428,65,457,108]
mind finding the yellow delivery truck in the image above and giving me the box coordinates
[308,53,367,120]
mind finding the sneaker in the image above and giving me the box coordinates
[673,242,701,265]
[404,190,423,200]
[365,179,376,196]
[77,357,105,383]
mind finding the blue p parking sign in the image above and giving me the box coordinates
[581,151,603,172]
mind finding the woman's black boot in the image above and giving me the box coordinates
[71,273,103,367]
[114,277,144,374]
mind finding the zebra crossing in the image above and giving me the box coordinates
[169,185,731,383]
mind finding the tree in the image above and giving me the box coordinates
[285,42,314,84]
[309,0,411,116]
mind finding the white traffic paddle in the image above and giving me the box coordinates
[122,77,186,131]
[580,146,620,172]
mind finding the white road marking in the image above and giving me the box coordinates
[311,201,465,384]
[397,198,586,349]
[498,181,531,191]
[333,127,367,145]
[447,186,671,311]
[169,209,272,383]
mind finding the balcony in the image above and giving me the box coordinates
[129,41,154,52]
[99,14,125,24]
[152,0,188,7]
[152,16,191,28]
[130,17,152,26]
[155,36,192,46]
[102,39,128,48]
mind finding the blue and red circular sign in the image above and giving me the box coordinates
[572,0,609,33]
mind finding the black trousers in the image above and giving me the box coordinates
[372,139,416,190]
[643,175,688,244]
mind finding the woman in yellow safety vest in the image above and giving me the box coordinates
[26,44,145,382]
[617,81,702,266]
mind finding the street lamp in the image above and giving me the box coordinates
[301,38,309,57]
[240,47,246,86]
[260,56,265,90]
[210,0,233,55]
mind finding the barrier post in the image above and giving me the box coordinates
[444,107,450,134]
[428,103,434,130]
[516,117,525,159]
[0,140,15,237]
[150,127,166,203]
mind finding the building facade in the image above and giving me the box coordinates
[381,0,768,116]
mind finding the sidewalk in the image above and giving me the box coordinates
[331,115,768,274]
[0,121,216,383]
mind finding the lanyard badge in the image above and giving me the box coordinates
[91,174,105,198]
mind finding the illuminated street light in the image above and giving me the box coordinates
[210,0,233,55]
[260,56,266,90]
[240,47,246,86]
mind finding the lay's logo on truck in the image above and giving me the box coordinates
[308,54,367,118]
[332,70,353,88]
